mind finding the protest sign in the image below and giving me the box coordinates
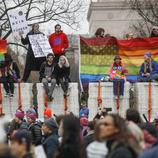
[29,34,53,58]
[8,8,28,35]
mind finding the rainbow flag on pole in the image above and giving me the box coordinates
[0,40,7,61]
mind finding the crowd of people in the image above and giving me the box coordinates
[0,105,157,158]
[1,24,158,158]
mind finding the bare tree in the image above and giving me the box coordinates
[0,0,86,39]
[128,0,158,36]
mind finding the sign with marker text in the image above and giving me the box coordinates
[8,8,28,35]
[29,34,53,58]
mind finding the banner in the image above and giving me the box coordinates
[80,36,158,83]
[0,40,7,61]
[29,34,53,58]
[8,8,28,35]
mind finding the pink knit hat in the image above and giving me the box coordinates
[26,108,37,121]
[26,113,37,121]
[15,110,25,120]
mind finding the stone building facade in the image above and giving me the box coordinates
[87,0,144,38]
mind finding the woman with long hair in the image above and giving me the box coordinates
[53,56,70,97]
[54,115,85,158]
[102,114,142,158]
[86,119,108,158]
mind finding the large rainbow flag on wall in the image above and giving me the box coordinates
[80,36,158,83]
[0,40,7,61]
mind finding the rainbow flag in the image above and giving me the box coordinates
[80,36,118,75]
[118,37,158,74]
[0,40,7,61]
[80,36,158,82]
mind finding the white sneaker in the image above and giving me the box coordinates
[4,93,9,97]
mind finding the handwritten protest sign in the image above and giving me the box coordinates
[29,34,53,58]
[8,8,28,35]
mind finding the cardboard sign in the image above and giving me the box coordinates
[29,34,53,58]
[8,8,28,35]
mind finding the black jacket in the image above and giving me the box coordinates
[8,119,28,138]
[42,132,59,158]
[28,122,42,146]
[106,139,137,158]
[84,131,94,148]
[21,31,46,71]
[39,61,55,82]
[53,64,70,80]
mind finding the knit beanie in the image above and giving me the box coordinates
[44,118,58,131]
[44,108,53,118]
[15,110,25,120]
[26,108,37,121]
[144,52,152,57]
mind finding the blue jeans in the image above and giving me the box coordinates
[113,79,125,96]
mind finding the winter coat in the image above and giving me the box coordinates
[53,64,70,81]
[139,143,158,158]
[79,107,89,118]
[109,63,127,80]
[39,61,55,82]
[21,31,46,71]
[139,60,158,76]
[42,132,59,158]
[8,119,28,138]
[84,130,94,147]
[106,139,137,158]
[28,122,42,146]
[49,31,69,56]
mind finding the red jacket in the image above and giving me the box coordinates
[49,31,69,55]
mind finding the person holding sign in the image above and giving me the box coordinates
[109,55,128,99]
[39,53,56,102]
[19,23,46,82]
[49,24,69,64]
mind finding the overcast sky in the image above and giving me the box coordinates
[41,0,90,35]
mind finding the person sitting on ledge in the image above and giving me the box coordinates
[39,53,56,102]
[139,52,158,82]
[109,55,128,99]
[53,55,70,97]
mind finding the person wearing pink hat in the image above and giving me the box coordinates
[139,52,158,82]
[26,108,42,146]
[8,110,28,139]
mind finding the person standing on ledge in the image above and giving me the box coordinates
[49,24,69,64]
[19,23,46,82]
